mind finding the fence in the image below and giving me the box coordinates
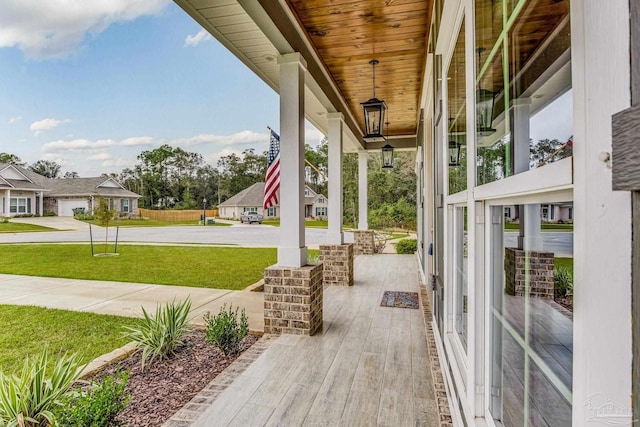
[138,208,219,222]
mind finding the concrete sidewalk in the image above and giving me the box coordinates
[0,274,265,332]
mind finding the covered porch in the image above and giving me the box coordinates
[167,255,448,426]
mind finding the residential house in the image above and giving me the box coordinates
[0,163,141,217]
[176,1,635,426]
[504,203,574,223]
[219,182,328,220]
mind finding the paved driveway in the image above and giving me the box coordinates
[9,216,89,231]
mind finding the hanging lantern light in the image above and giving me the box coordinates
[476,88,497,136]
[476,48,496,137]
[381,120,394,169]
[448,140,461,167]
[361,59,387,142]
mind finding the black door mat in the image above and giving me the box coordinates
[380,291,420,309]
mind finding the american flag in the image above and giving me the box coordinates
[263,129,281,209]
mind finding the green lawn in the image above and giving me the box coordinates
[0,221,56,233]
[0,245,277,290]
[82,219,231,227]
[0,305,140,376]
[555,257,573,272]
[505,223,573,231]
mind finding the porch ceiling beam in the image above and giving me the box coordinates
[256,0,366,150]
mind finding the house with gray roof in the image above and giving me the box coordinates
[0,163,141,217]
[219,182,327,220]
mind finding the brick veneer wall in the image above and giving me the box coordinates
[504,247,555,298]
[263,263,323,335]
[353,230,375,255]
[319,243,354,286]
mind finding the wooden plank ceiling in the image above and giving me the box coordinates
[285,0,432,138]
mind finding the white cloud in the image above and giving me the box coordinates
[172,131,268,148]
[0,0,169,59]
[8,116,22,124]
[203,148,244,166]
[120,136,155,147]
[43,138,116,152]
[30,118,71,135]
[102,158,134,168]
[184,29,212,47]
[87,152,112,161]
[304,123,325,147]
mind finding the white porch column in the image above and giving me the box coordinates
[357,150,368,230]
[511,98,543,251]
[38,192,43,216]
[327,112,344,244]
[277,52,307,268]
[573,0,632,424]
[5,189,10,216]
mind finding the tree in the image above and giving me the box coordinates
[0,153,26,166]
[63,171,79,178]
[93,196,117,254]
[29,160,61,178]
[530,138,572,168]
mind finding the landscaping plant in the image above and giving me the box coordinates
[554,265,574,299]
[53,369,130,427]
[204,304,249,356]
[122,299,192,371]
[395,238,418,254]
[0,351,84,427]
[93,196,117,254]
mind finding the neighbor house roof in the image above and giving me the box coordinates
[45,177,140,198]
[220,182,326,207]
[220,182,265,207]
[0,163,140,198]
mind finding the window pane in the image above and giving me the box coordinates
[476,0,572,185]
[454,206,468,351]
[447,18,467,194]
[490,203,573,426]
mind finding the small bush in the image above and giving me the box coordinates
[0,351,84,427]
[0,217,8,223]
[43,211,56,217]
[307,253,320,264]
[122,299,192,371]
[75,213,95,221]
[13,213,35,218]
[204,304,249,356]
[396,238,418,254]
[554,265,574,298]
[54,369,130,427]
[72,207,86,217]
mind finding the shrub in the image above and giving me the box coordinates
[74,213,95,221]
[396,238,418,254]
[42,211,56,217]
[72,207,86,217]
[307,253,320,264]
[122,299,192,371]
[204,304,249,356]
[0,351,84,427]
[0,217,8,224]
[554,265,574,298]
[53,369,130,427]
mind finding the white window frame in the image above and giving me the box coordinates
[121,199,130,213]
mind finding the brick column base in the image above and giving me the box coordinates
[353,230,375,255]
[263,263,323,335]
[504,247,555,298]
[319,243,354,286]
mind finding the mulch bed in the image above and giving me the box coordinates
[555,295,573,313]
[88,330,258,427]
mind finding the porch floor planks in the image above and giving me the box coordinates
[191,254,439,426]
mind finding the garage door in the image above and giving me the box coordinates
[58,200,87,217]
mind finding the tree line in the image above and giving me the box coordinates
[1,140,419,230]
[0,153,79,178]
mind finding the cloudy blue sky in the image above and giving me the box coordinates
[0,0,325,176]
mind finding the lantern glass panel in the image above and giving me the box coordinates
[381,144,394,169]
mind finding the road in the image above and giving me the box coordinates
[3,218,573,255]
[0,222,355,248]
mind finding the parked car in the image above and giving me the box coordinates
[240,212,263,224]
